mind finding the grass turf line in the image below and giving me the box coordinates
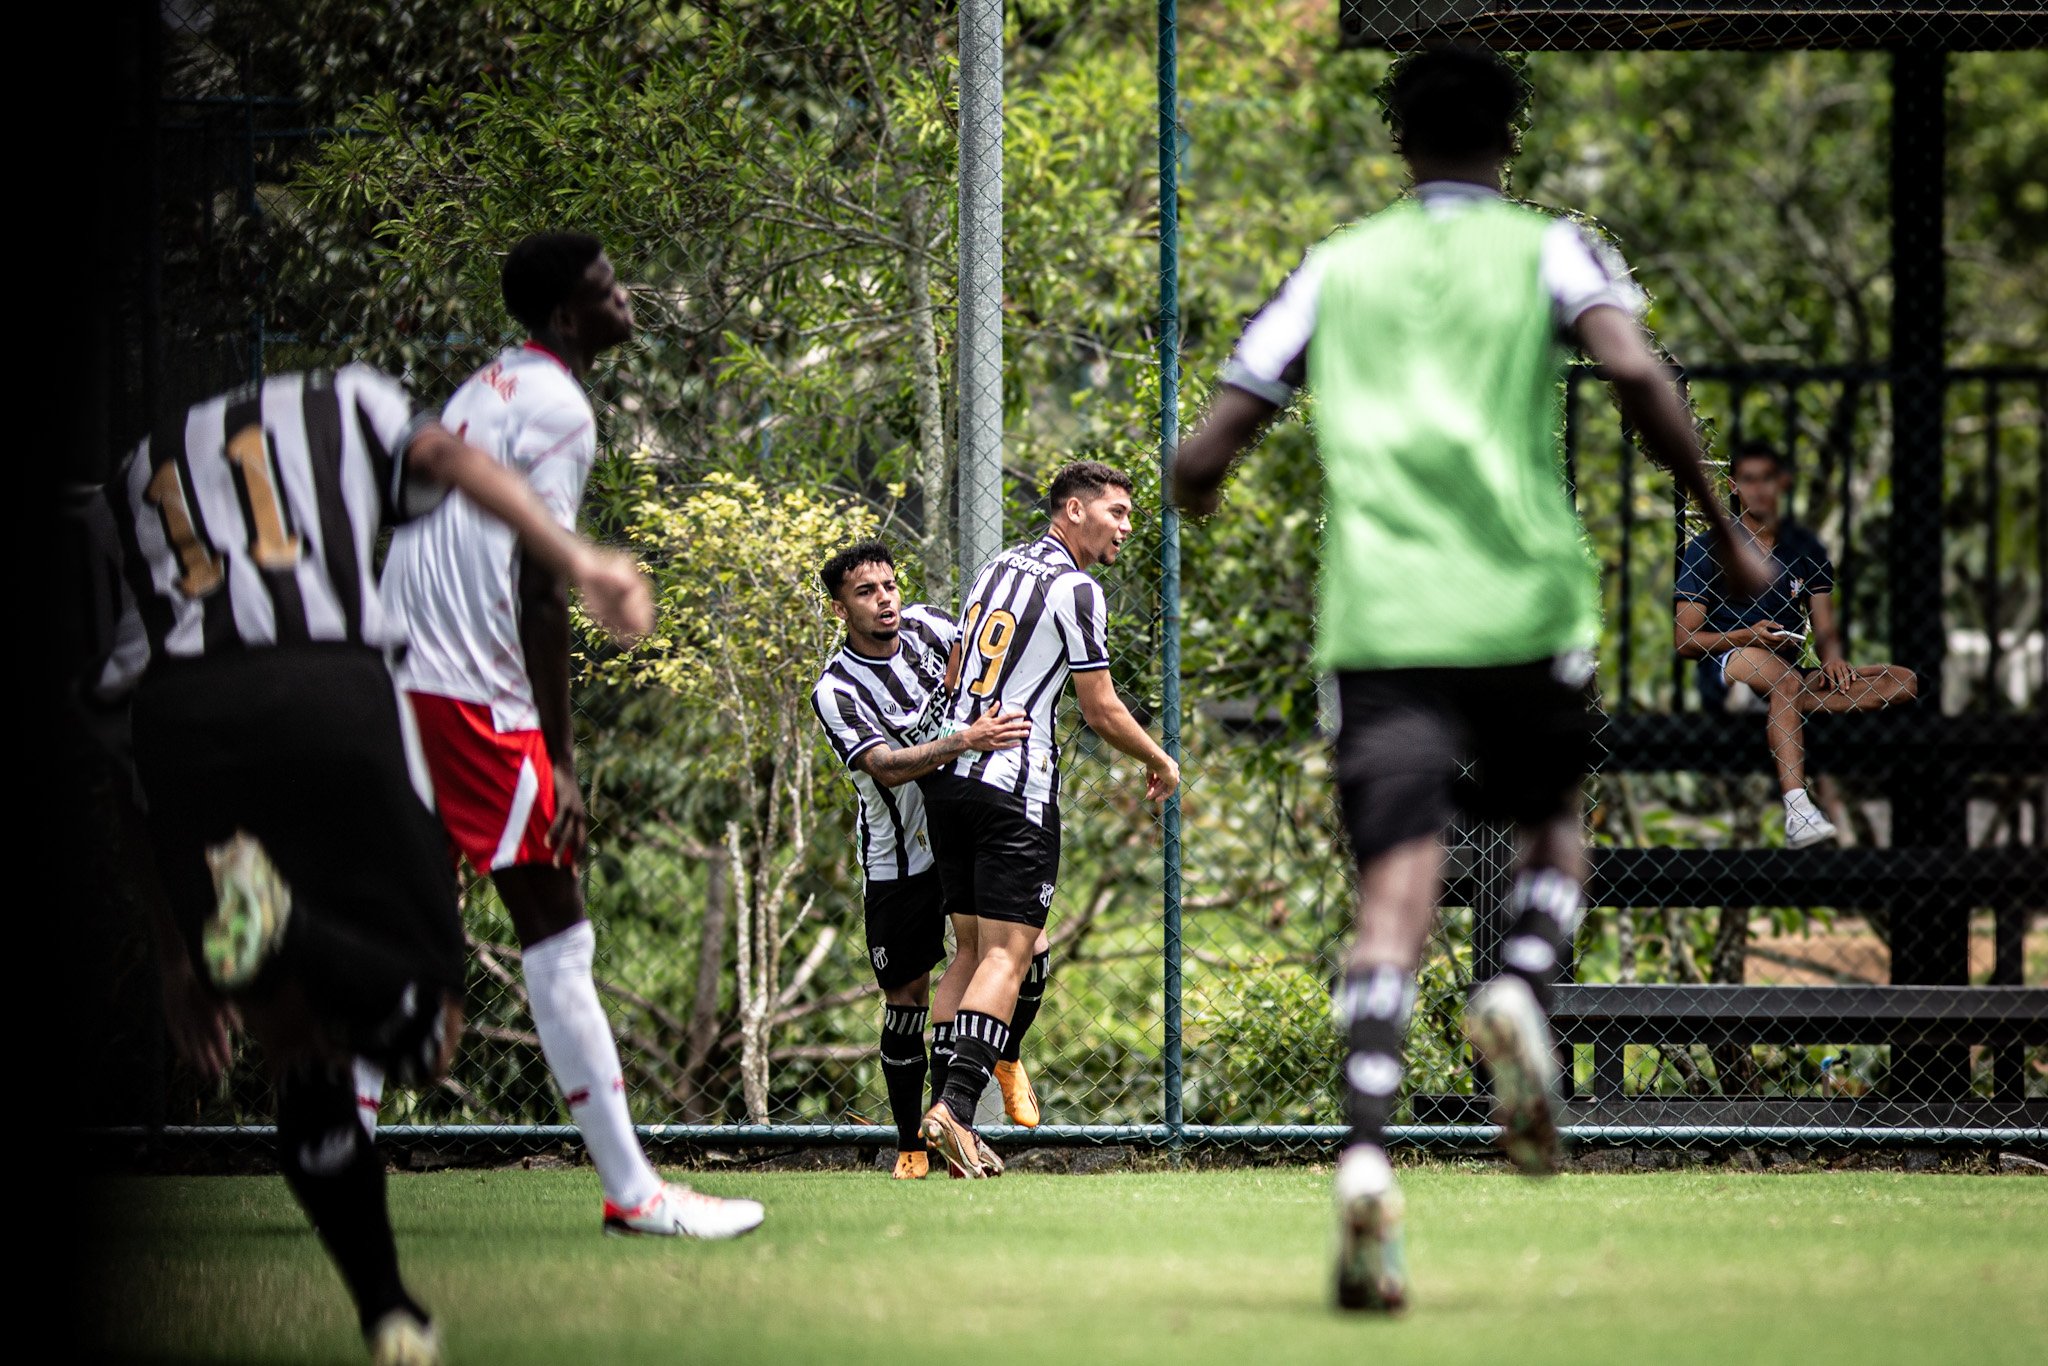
[94,1167,2046,1365]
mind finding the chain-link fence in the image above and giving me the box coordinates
[88,1,2043,1156]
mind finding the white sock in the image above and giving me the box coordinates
[1784,787,1808,807]
[523,921,662,1210]
[352,1058,386,1138]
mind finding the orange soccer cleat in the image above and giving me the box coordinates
[993,1059,1041,1128]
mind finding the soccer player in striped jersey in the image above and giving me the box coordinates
[365,232,763,1241]
[917,462,1181,1177]
[95,362,654,1364]
[811,542,1036,1178]
[1172,45,1769,1312]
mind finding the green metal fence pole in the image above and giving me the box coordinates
[1156,0,1186,1146]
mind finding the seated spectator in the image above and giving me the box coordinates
[1674,441,1919,848]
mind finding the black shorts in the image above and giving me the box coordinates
[130,645,468,1029]
[863,868,948,990]
[1332,654,1597,865]
[922,772,1061,929]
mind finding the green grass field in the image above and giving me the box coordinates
[98,1164,2046,1365]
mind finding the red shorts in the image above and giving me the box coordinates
[407,692,567,871]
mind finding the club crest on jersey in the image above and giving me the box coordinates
[871,946,888,971]
[1790,576,1805,596]
[1037,882,1054,908]
[914,828,930,852]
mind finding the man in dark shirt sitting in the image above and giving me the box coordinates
[1675,441,1919,848]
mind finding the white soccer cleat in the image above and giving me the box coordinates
[366,1309,442,1366]
[603,1182,766,1240]
[1465,976,1563,1177]
[1332,1144,1408,1313]
[1783,791,1839,849]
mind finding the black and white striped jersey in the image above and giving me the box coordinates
[95,365,442,699]
[937,535,1110,824]
[811,603,959,882]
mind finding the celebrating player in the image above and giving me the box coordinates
[810,541,1041,1178]
[94,362,654,1364]
[1172,45,1769,1312]
[363,231,764,1240]
[918,462,1180,1178]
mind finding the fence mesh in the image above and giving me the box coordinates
[95,0,2044,1155]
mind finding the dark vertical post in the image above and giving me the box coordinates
[1156,0,1186,1148]
[1886,49,1968,1098]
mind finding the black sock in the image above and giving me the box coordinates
[879,1004,930,1152]
[1335,964,1415,1151]
[940,1010,1009,1124]
[929,1020,955,1111]
[999,950,1051,1063]
[1499,868,1580,1014]
[276,1063,425,1337]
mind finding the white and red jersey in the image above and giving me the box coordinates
[381,343,597,732]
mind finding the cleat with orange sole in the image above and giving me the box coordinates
[891,1151,929,1180]
[920,1103,992,1179]
[993,1059,1041,1127]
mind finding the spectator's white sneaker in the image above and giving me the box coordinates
[1784,791,1839,849]
[603,1182,766,1239]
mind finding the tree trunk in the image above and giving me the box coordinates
[728,821,772,1124]
[681,848,731,1123]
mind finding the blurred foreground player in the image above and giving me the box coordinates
[811,541,1036,1179]
[366,232,763,1239]
[1172,45,1769,1312]
[94,364,655,1363]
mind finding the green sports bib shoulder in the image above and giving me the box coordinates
[1308,197,1600,672]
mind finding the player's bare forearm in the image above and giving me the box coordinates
[1172,387,1280,515]
[859,731,974,787]
[1078,683,1167,768]
[518,553,576,768]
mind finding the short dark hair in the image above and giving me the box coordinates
[502,231,605,335]
[820,540,895,599]
[1385,44,1525,161]
[1731,442,1787,474]
[1046,460,1134,514]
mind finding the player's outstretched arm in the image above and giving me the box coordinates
[858,703,1032,788]
[1171,387,1281,517]
[405,423,653,645]
[1573,307,1771,600]
[1073,670,1179,801]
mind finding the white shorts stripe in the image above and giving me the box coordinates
[493,755,541,869]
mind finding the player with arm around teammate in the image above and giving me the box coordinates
[1172,45,1769,1312]
[917,461,1180,1178]
[810,541,1037,1178]
[96,362,652,1365]
[365,231,762,1239]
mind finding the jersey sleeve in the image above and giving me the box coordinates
[1542,221,1648,331]
[1800,533,1836,595]
[1219,248,1326,407]
[338,363,443,524]
[1055,573,1111,674]
[509,399,597,531]
[1673,534,1719,605]
[811,675,888,770]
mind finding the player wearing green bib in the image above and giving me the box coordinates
[1174,45,1767,1314]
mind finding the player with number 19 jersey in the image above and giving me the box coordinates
[381,343,595,869]
[935,535,1111,829]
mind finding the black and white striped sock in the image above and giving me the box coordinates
[1499,868,1582,1013]
[940,1010,1011,1125]
[928,1019,955,1112]
[1334,964,1416,1152]
[999,950,1051,1063]
[880,1004,930,1152]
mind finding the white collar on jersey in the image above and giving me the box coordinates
[1414,179,1502,202]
